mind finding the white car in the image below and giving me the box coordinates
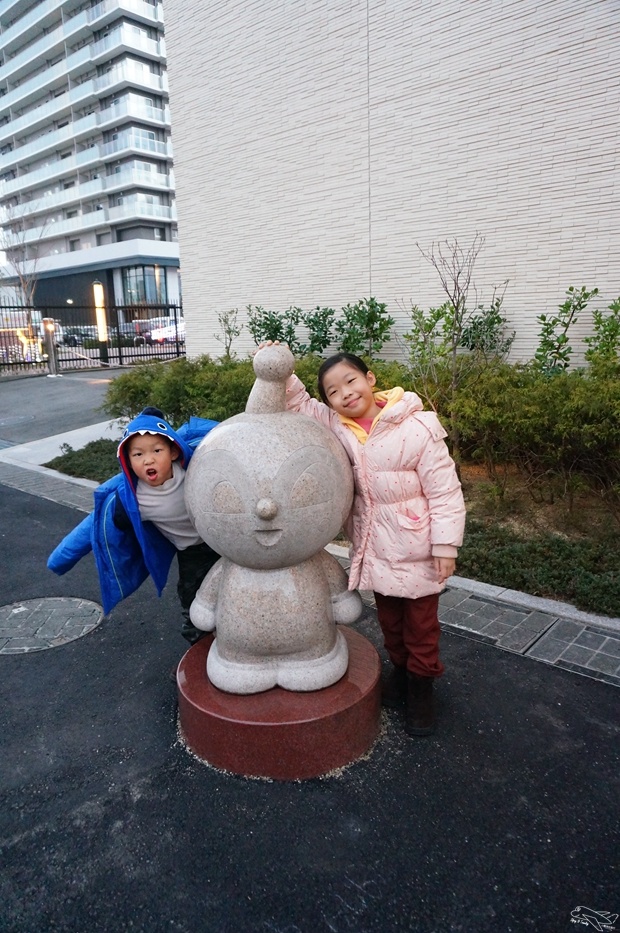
[147,319,186,344]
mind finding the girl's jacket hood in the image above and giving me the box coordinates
[48,411,219,615]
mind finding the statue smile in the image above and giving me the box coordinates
[254,528,283,546]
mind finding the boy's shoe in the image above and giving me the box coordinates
[381,664,408,708]
[405,674,436,736]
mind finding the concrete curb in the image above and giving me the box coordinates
[325,544,620,636]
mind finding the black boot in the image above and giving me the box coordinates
[381,664,408,708]
[405,674,436,736]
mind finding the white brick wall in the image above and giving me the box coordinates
[165,0,619,365]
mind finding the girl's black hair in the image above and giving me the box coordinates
[317,353,369,405]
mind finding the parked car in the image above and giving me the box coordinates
[62,326,100,347]
[147,319,186,344]
[127,317,185,345]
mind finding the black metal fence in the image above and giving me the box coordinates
[0,303,186,376]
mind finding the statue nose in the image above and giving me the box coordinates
[255,497,278,520]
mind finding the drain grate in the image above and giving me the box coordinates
[0,597,103,653]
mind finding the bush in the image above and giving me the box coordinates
[454,364,620,517]
[45,439,120,483]
[333,297,395,357]
[459,519,620,617]
[103,357,255,424]
[102,348,620,527]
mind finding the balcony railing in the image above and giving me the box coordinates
[0,95,169,151]
[0,135,173,198]
[0,0,163,54]
[5,168,174,220]
[0,21,163,98]
[1,51,168,123]
[2,201,175,246]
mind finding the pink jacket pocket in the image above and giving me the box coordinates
[396,509,428,530]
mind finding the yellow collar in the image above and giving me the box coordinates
[338,387,405,443]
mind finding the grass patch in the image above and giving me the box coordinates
[458,518,620,617]
[45,439,120,484]
[44,439,620,618]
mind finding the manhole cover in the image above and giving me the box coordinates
[0,598,103,654]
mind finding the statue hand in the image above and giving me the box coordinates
[331,589,363,625]
[189,596,216,631]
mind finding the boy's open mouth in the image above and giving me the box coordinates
[146,469,158,480]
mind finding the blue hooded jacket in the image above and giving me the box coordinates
[47,408,219,615]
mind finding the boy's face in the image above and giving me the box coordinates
[126,434,179,486]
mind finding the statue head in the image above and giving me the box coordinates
[185,345,353,569]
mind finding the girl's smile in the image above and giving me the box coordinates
[322,362,382,421]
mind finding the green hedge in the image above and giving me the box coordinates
[459,518,620,617]
[103,353,620,521]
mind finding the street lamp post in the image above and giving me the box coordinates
[42,317,59,377]
[92,279,109,365]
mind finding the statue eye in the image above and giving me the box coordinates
[290,471,329,508]
[212,481,245,513]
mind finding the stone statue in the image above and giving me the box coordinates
[184,343,362,694]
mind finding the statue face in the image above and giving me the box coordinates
[185,414,353,569]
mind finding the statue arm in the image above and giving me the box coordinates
[320,550,362,625]
[189,560,222,631]
[285,375,338,431]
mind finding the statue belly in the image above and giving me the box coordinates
[214,558,336,664]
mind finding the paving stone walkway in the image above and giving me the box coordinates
[438,588,620,688]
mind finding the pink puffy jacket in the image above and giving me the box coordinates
[286,375,466,599]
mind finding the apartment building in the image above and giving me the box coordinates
[0,0,179,310]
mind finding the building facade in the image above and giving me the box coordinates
[0,0,179,312]
[164,0,619,364]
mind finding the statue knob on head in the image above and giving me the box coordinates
[246,342,295,413]
[184,342,362,694]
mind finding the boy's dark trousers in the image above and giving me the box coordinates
[177,542,220,644]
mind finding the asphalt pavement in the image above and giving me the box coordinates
[0,370,618,933]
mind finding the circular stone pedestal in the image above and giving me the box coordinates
[177,627,381,780]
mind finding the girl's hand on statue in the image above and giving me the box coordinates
[256,340,281,352]
[434,557,456,584]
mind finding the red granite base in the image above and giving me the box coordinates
[177,627,381,781]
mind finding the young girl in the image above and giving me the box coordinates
[284,350,466,737]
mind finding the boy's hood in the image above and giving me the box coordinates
[117,410,194,489]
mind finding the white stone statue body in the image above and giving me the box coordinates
[184,344,362,694]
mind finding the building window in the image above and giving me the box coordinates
[122,265,167,304]
[69,238,80,251]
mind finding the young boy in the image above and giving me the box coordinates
[48,407,220,646]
